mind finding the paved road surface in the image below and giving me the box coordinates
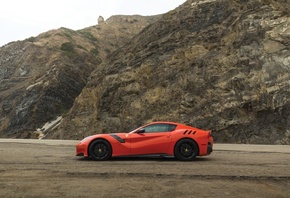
[0,139,289,198]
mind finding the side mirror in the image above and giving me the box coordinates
[137,128,145,133]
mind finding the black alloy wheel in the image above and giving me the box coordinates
[89,139,112,160]
[174,139,198,161]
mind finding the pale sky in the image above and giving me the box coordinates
[0,0,186,47]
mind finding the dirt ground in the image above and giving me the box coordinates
[0,139,289,198]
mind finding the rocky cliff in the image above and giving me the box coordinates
[52,0,290,144]
[0,15,157,138]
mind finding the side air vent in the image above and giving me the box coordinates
[183,130,197,135]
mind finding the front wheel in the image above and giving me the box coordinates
[174,139,198,161]
[89,139,112,160]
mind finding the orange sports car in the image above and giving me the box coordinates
[76,121,213,161]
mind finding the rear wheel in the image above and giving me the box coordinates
[89,139,112,160]
[174,139,198,161]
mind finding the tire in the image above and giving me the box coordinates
[174,139,198,161]
[89,139,112,160]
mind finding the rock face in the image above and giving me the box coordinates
[0,15,156,138]
[98,16,104,24]
[52,0,290,144]
[0,38,96,138]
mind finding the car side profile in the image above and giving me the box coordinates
[76,121,213,161]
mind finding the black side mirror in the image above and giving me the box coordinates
[137,128,145,133]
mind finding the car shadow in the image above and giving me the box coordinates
[76,155,213,162]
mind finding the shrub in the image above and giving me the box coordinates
[79,31,98,42]
[90,47,99,55]
[60,42,75,52]
[26,36,36,42]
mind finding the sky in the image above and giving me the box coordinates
[0,0,186,47]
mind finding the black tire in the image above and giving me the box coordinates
[174,139,198,161]
[89,139,112,160]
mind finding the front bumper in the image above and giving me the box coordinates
[76,152,84,156]
[76,141,88,157]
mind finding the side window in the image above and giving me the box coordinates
[144,124,177,133]
[168,124,177,131]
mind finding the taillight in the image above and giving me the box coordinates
[208,130,212,138]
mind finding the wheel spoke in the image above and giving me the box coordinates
[93,143,108,159]
[180,143,195,157]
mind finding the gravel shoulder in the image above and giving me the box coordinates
[0,139,289,198]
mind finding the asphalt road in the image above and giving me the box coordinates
[0,139,289,198]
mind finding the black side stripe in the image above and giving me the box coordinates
[110,134,125,143]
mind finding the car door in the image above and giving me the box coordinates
[128,124,174,155]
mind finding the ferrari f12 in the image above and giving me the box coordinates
[76,122,213,161]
